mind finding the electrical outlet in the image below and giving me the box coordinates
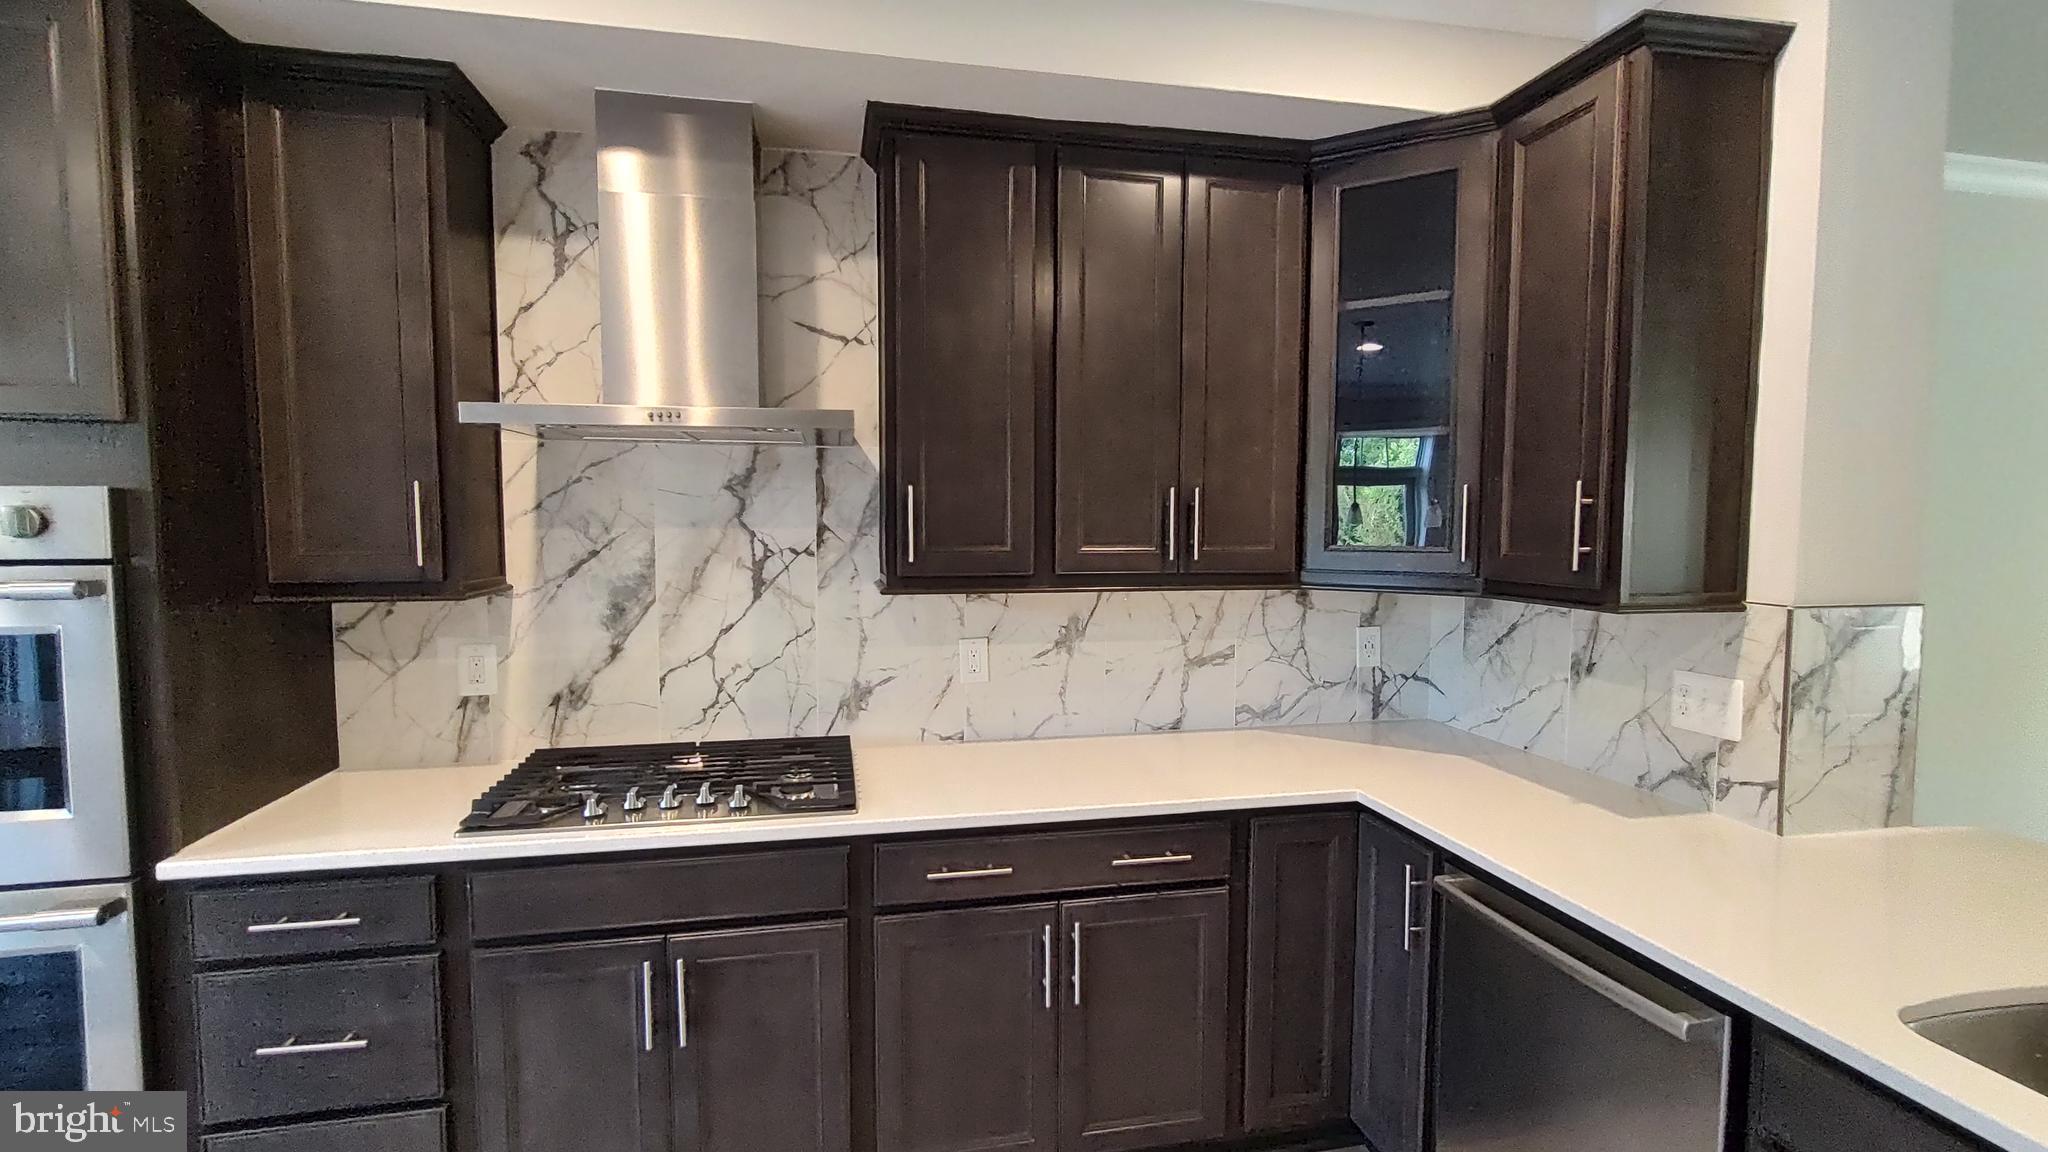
[1356,625,1382,671]
[457,643,498,697]
[1670,670,1743,741]
[960,637,990,684]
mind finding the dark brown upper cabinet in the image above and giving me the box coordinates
[1054,149,1186,577]
[1181,160,1307,579]
[0,0,123,420]
[241,48,508,601]
[880,130,1048,581]
[1478,21,1786,609]
[1303,134,1493,592]
[867,108,1307,592]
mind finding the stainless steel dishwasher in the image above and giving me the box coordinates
[1432,873,1732,1151]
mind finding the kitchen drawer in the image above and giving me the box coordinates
[467,845,848,941]
[196,956,442,1125]
[874,821,1232,906]
[190,876,436,962]
[202,1108,446,1152]
[1750,1030,1989,1152]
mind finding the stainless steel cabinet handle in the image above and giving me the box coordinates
[1403,864,1429,952]
[254,1033,367,1059]
[1070,922,1083,1007]
[245,914,361,936]
[0,580,102,601]
[1434,876,1720,1041]
[1109,853,1194,868]
[1165,485,1178,563]
[924,866,1014,882]
[641,960,655,1052]
[1570,479,1595,573]
[675,958,689,1049]
[1191,486,1204,563]
[905,484,918,565]
[1041,925,1053,1010]
[410,480,426,568]
[1458,483,1471,565]
[0,897,126,933]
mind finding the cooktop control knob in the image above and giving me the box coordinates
[622,786,646,813]
[581,793,605,820]
[657,783,682,810]
[695,781,717,807]
[729,784,751,812]
[0,505,50,540]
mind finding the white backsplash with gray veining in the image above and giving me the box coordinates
[332,131,1919,835]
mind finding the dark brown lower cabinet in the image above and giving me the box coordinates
[670,922,849,1152]
[1061,889,1231,1152]
[472,924,849,1152]
[471,938,672,1152]
[1351,814,1436,1152]
[1243,815,1357,1131]
[874,903,1061,1152]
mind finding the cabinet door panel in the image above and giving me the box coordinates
[1244,814,1357,1130]
[0,0,121,419]
[1352,814,1436,1152]
[470,939,669,1152]
[244,83,442,586]
[1055,148,1185,576]
[1181,161,1305,577]
[669,922,849,1152]
[1060,888,1230,1152]
[1304,136,1492,585]
[874,904,1059,1152]
[885,132,1044,578]
[1485,62,1626,592]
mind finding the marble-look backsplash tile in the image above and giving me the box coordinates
[1780,605,1922,834]
[330,131,1920,835]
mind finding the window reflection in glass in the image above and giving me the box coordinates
[1328,169,1459,552]
[0,630,68,815]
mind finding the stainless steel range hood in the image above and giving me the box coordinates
[460,91,855,446]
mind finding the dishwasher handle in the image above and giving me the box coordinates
[1433,875,1721,1042]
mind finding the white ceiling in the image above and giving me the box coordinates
[1243,0,1610,40]
[192,0,1588,150]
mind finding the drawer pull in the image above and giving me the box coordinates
[246,915,362,936]
[253,1032,368,1059]
[924,866,1014,883]
[1110,853,1194,868]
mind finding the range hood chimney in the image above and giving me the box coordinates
[460,92,855,446]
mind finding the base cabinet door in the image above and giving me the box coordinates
[874,904,1060,1152]
[668,922,849,1152]
[1352,815,1436,1152]
[1060,889,1230,1152]
[470,939,670,1152]
[1244,814,1357,1131]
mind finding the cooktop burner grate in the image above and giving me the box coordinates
[457,735,856,835]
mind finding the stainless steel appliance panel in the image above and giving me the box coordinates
[1432,873,1731,1152]
[0,881,142,1090]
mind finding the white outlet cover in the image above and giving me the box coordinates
[960,637,990,684]
[1356,625,1382,671]
[457,643,499,697]
[1670,670,1743,741]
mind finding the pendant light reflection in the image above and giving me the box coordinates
[1355,319,1384,355]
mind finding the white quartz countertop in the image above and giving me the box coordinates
[158,721,2048,1152]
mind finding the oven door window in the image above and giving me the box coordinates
[0,628,67,815]
[0,947,86,1090]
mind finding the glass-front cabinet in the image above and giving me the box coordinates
[1303,134,1495,588]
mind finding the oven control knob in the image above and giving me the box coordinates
[581,793,606,820]
[657,783,682,810]
[729,784,751,812]
[695,781,717,807]
[0,505,50,539]
[622,786,646,813]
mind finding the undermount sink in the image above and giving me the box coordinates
[1903,995,2048,1095]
